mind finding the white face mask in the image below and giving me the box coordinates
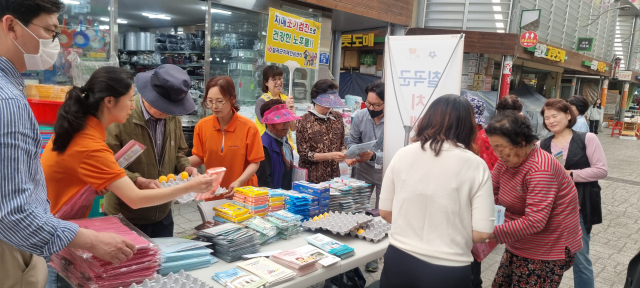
[11,21,60,70]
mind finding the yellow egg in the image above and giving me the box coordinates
[358,229,364,234]
[313,216,319,221]
[324,213,330,217]
[180,171,189,180]
[167,174,176,181]
[318,215,324,220]
[158,176,168,183]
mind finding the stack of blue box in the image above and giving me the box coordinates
[281,191,314,221]
[292,181,331,215]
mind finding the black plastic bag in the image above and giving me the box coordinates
[324,268,367,288]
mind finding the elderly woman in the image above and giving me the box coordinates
[485,111,582,286]
[296,79,347,183]
[496,94,524,115]
[539,99,607,288]
[378,95,495,288]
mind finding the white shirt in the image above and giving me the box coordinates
[379,141,495,266]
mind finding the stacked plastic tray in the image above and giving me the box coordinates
[198,223,260,263]
[265,211,304,240]
[233,187,270,217]
[281,190,316,221]
[323,178,372,214]
[292,181,331,215]
[49,216,160,288]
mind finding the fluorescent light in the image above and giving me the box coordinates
[615,43,622,46]
[99,25,109,29]
[494,14,503,20]
[62,0,80,4]
[495,22,504,28]
[100,17,110,21]
[117,19,127,24]
[615,47,623,50]
[211,8,232,14]
[497,29,505,33]
[492,0,500,2]
[493,6,501,11]
[142,13,171,20]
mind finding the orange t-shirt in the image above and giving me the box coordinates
[192,112,265,198]
[41,116,127,218]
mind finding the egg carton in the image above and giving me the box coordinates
[301,211,374,235]
[122,270,212,288]
[349,219,391,243]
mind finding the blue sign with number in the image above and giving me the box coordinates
[319,52,330,65]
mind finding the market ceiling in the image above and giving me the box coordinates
[117,0,207,28]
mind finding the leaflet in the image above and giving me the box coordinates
[345,140,376,159]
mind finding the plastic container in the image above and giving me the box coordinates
[27,99,63,125]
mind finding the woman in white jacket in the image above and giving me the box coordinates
[586,98,604,134]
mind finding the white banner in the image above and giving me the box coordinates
[383,34,465,171]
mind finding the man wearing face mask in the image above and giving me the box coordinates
[0,1,137,287]
[345,80,385,273]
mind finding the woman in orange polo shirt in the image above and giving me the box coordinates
[41,67,216,219]
[189,76,265,199]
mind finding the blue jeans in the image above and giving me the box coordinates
[46,262,74,288]
[574,215,594,288]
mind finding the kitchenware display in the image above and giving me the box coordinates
[120,53,130,61]
[196,68,205,76]
[211,67,227,77]
[147,32,155,51]
[59,15,73,48]
[229,61,254,71]
[89,19,106,50]
[212,22,229,33]
[235,37,256,50]
[194,39,204,52]
[185,68,196,76]
[131,56,139,63]
[223,33,239,49]
[155,36,167,43]
[166,34,178,39]
[137,32,150,51]
[191,55,199,63]
[167,38,179,45]
[85,16,96,39]
[210,35,223,49]
[236,21,257,34]
[73,17,90,48]
[167,44,179,51]
[196,30,205,40]
[231,49,257,59]
[125,32,138,51]
[155,43,168,51]
[185,33,197,40]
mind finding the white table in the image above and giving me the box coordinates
[188,229,389,287]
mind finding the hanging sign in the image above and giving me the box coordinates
[526,43,567,62]
[265,8,322,69]
[520,31,538,48]
[342,33,375,47]
[576,37,594,52]
[581,60,607,72]
[383,34,464,171]
[619,70,632,81]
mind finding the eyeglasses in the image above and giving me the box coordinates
[28,22,61,42]
[365,101,384,109]
[204,99,227,108]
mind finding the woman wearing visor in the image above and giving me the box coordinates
[296,80,347,183]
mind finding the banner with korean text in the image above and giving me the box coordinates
[265,8,322,69]
[383,34,464,171]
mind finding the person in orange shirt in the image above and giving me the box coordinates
[189,76,265,199]
[41,66,217,219]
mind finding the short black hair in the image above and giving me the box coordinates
[485,111,538,147]
[261,65,284,93]
[496,95,523,114]
[0,0,65,26]
[567,95,589,115]
[260,98,284,119]
[365,80,384,102]
[310,79,339,99]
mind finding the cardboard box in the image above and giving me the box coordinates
[474,74,485,81]
[469,53,480,59]
[469,60,478,67]
[344,50,359,68]
[360,65,377,75]
[376,55,383,71]
[468,67,478,73]
[474,80,484,87]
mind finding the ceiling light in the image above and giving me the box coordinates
[497,29,505,33]
[615,43,622,46]
[492,0,500,2]
[99,25,109,29]
[117,19,127,24]
[100,17,110,21]
[62,0,80,4]
[211,8,232,14]
[494,14,503,20]
[142,13,171,20]
[495,22,504,28]
[615,47,623,50]
[493,6,501,11]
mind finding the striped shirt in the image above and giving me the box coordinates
[492,145,583,260]
[0,56,78,257]
[140,95,166,167]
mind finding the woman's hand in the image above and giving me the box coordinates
[226,181,241,199]
[331,152,347,162]
[187,174,217,194]
[184,166,200,176]
[286,96,295,113]
[345,159,357,167]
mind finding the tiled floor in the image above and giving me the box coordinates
[173,130,637,287]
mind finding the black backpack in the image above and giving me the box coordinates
[625,251,640,288]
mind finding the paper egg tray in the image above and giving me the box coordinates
[301,211,374,236]
[126,270,212,288]
[349,219,391,243]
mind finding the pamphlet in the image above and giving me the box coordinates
[213,267,266,288]
[237,257,296,286]
[295,245,341,267]
[345,140,377,159]
[152,237,211,254]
